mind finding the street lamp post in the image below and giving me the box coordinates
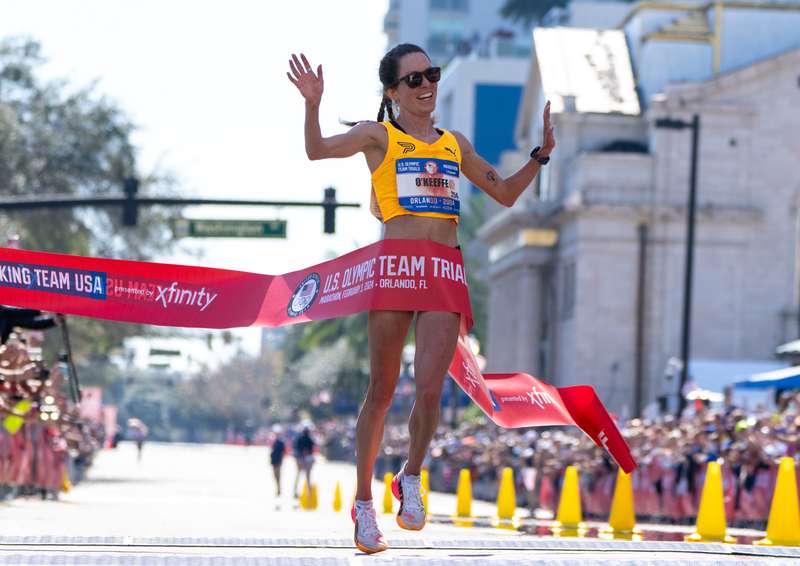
[655,114,701,417]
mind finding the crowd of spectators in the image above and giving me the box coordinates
[318,395,800,529]
[0,310,103,500]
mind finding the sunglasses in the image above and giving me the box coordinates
[394,66,441,89]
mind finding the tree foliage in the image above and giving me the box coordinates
[0,37,179,259]
[282,314,370,412]
[0,37,182,358]
[171,351,283,441]
[458,196,488,346]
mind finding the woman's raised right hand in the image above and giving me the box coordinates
[287,53,323,107]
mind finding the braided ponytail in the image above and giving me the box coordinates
[377,95,388,122]
[378,95,398,123]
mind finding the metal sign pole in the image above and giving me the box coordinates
[59,317,82,404]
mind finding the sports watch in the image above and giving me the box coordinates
[530,146,550,165]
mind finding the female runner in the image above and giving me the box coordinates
[287,43,554,554]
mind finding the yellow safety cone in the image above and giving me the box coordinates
[333,480,342,512]
[754,457,800,547]
[599,468,641,540]
[383,472,394,514]
[61,469,72,493]
[552,465,587,537]
[453,468,475,527]
[456,468,473,517]
[493,467,517,529]
[299,479,310,510]
[310,483,318,510]
[421,468,430,513]
[685,460,736,543]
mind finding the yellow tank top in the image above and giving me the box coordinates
[370,120,462,223]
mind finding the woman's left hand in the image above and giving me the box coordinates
[541,101,555,156]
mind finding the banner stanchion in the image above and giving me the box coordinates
[59,318,82,403]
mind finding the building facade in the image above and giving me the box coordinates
[481,1,800,415]
[383,0,531,63]
[436,56,528,209]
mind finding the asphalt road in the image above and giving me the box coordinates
[0,441,796,564]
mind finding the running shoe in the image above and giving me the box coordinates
[391,464,426,530]
[351,503,388,554]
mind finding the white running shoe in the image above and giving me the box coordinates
[351,503,388,554]
[391,464,426,530]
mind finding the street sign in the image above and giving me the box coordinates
[174,219,287,238]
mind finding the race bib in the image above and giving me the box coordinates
[396,157,460,215]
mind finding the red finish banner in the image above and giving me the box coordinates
[0,240,635,472]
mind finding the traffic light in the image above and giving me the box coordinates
[323,186,336,234]
[122,177,139,226]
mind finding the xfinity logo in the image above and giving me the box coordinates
[155,282,218,311]
[461,359,481,394]
[498,385,557,408]
[525,386,555,408]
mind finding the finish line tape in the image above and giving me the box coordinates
[0,240,634,472]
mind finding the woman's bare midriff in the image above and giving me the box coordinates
[381,215,458,248]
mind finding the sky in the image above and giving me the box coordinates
[0,0,390,355]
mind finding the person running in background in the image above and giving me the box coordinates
[270,425,287,498]
[292,425,315,499]
[127,418,148,461]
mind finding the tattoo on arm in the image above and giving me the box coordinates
[486,170,497,184]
